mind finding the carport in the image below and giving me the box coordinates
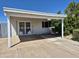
[3,7,67,48]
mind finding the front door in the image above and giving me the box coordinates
[19,22,31,35]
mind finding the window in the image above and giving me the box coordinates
[42,21,51,28]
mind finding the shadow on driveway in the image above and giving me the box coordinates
[11,34,60,47]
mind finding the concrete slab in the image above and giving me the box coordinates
[0,37,79,58]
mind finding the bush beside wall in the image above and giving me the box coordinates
[72,29,79,41]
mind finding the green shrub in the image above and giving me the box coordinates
[72,29,79,41]
[51,20,61,35]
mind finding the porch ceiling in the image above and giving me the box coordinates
[4,7,67,20]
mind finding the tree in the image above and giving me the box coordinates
[51,11,61,35]
[57,11,61,14]
[64,1,79,35]
[51,1,79,36]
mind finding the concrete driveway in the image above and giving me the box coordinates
[0,37,79,58]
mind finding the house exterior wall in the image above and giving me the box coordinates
[10,17,50,37]
[31,18,49,34]
[10,17,18,39]
[10,17,50,44]
[10,17,20,45]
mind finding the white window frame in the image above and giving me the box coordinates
[17,20,32,36]
[42,21,50,28]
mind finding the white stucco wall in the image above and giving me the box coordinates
[10,17,50,37]
[10,17,18,37]
[32,19,49,34]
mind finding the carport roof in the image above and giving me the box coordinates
[3,7,67,19]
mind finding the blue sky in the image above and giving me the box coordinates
[0,0,79,22]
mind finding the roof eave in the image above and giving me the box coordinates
[3,7,67,18]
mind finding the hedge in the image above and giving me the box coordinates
[72,29,79,41]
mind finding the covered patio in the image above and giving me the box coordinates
[4,7,66,48]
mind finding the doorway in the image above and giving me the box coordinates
[19,21,31,35]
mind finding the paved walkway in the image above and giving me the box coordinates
[0,37,79,58]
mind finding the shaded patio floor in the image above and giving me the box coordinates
[19,34,60,42]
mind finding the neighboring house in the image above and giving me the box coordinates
[3,7,67,47]
[0,22,7,38]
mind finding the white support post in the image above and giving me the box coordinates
[7,16,11,48]
[61,18,64,39]
[48,19,51,33]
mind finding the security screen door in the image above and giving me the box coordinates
[19,22,31,35]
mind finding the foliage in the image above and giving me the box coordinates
[51,1,79,36]
[51,11,61,35]
[64,1,79,35]
[51,20,61,35]
[72,29,79,41]
[57,11,61,14]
